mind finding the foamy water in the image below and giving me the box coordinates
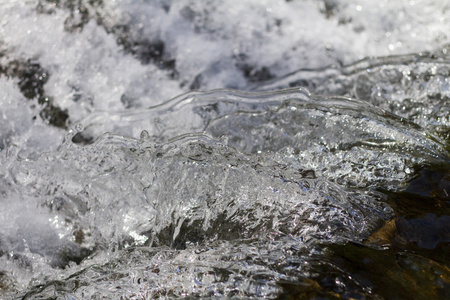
[0,1,449,298]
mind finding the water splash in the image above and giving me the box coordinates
[79,88,448,188]
[1,87,448,298]
[0,1,449,297]
[254,45,450,134]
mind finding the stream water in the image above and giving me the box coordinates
[0,1,449,299]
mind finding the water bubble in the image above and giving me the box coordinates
[140,130,150,140]
[74,124,84,133]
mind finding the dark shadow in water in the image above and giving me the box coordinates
[279,164,450,299]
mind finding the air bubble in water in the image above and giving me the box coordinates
[75,124,84,133]
[140,130,150,140]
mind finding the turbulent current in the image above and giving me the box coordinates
[0,1,450,299]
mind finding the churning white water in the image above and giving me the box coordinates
[0,0,449,298]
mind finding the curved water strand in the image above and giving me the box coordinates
[78,88,448,189]
[253,45,450,134]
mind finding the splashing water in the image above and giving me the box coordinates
[0,0,449,299]
[1,88,449,298]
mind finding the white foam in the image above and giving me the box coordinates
[1,0,448,126]
[0,77,64,157]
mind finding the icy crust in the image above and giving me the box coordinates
[80,88,449,189]
[0,131,392,298]
[254,45,450,133]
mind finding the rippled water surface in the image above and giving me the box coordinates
[0,1,449,299]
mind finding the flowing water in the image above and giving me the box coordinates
[0,1,449,299]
